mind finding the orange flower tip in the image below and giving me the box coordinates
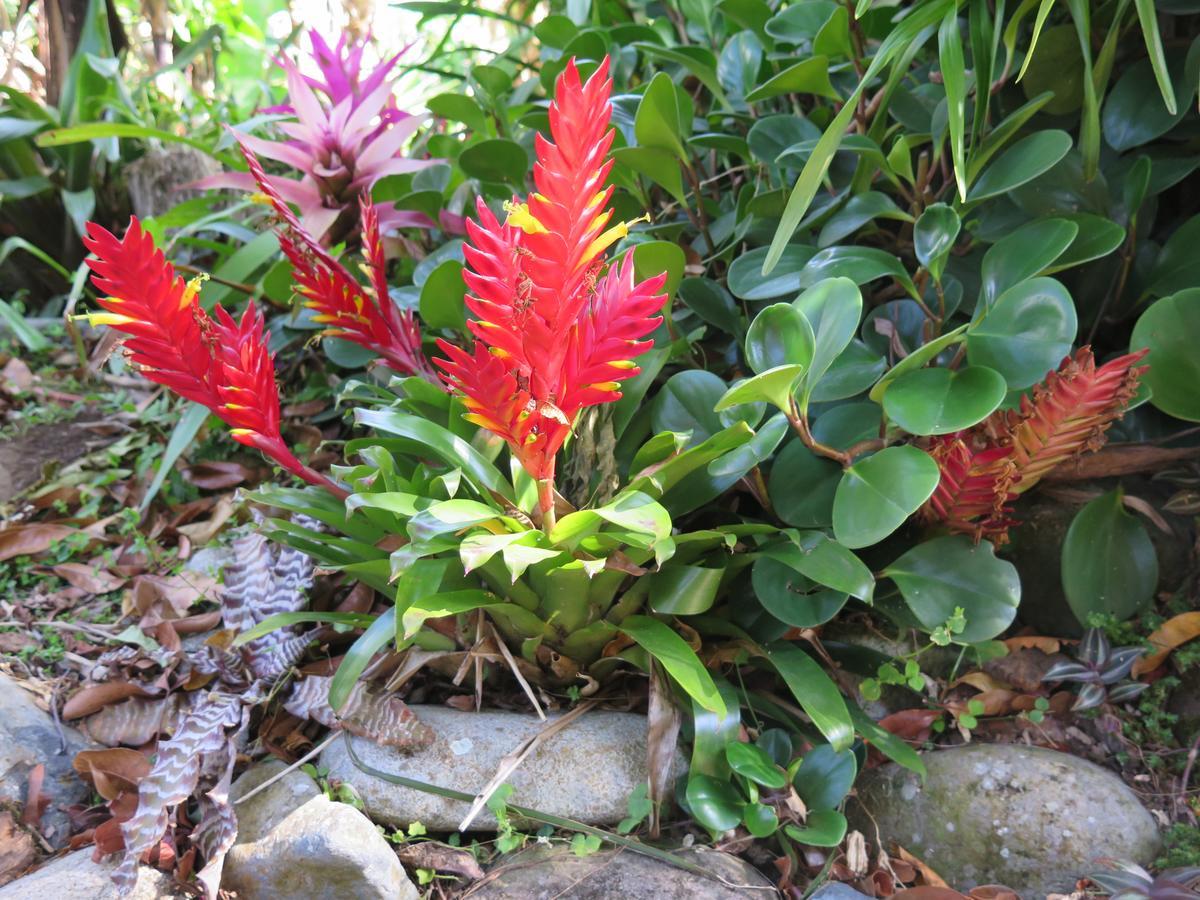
[74,311,135,328]
[581,213,651,266]
[502,201,548,235]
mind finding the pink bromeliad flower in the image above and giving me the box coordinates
[197,30,444,245]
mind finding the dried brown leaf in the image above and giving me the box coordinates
[0,811,37,887]
[73,748,152,801]
[51,563,126,594]
[63,682,162,720]
[397,842,484,881]
[0,524,78,562]
[1133,611,1200,676]
[176,495,237,545]
[182,461,257,490]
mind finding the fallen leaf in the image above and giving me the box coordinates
[892,890,968,900]
[895,844,953,889]
[878,709,943,742]
[0,524,78,563]
[1133,612,1200,676]
[175,495,237,545]
[396,842,484,881]
[62,682,162,720]
[1003,635,1061,654]
[0,633,36,654]
[1,358,33,393]
[21,765,46,829]
[986,647,1071,693]
[968,886,1021,900]
[51,563,126,595]
[73,749,151,801]
[182,461,256,490]
[952,671,1010,692]
[0,811,37,886]
[124,572,218,621]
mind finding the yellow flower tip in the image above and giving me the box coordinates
[223,402,248,411]
[581,213,652,266]
[74,311,135,328]
[590,381,621,393]
[608,359,638,370]
[180,274,208,309]
[229,428,256,439]
[249,192,273,207]
[503,201,549,235]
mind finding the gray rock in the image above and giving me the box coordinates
[321,706,686,831]
[849,743,1160,896]
[223,759,416,900]
[182,545,235,580]
[1168,669,1200,743]
[0,674,95,847]
[125,147,221,220]
[0,848,176,900]
[810,885,873,900]
[469,845,776,899]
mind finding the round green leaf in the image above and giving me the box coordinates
[745,303,815,375]
[1062,490,1158,624]
[882,535,1021,643]
[979,218,1079,307]
[728,245,817,300]
[832,446,940,549]
[792,277,862,405]
[685,774,743,833]
[726,742,788,788]
[966,277,1078,390]
[648,565,724,615]
[913,203,960,278]
[967,130,1073,201]
[882,366,1007,435]
[768,440,841,528]
[679,277,741,335]
[633,240,685,301]
[715,366,806,413]
[742,802,780,838]
[784,808,848,847]
[418,259,467,331]
[765,531,874,601]
[792,744,857,810]
[651,371,726,444]
[1145,215,1200,299]
[458,138,529,185]
[799,246,918,299]
[753,556,849,627]
[1131,288,1200,421]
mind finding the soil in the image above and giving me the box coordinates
[0,420,106,504]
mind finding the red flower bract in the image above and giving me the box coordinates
[81,217,345,497]
[434,57,667,522]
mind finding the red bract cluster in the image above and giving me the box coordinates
[80,218,346,497]
[240,143,437,381]
[920,347,1149,541]
[436,58,666,524]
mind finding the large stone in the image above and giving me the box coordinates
[810,886,872,900]
[321,706,686,831]
[0,848,175,900]
[223,759,416,900]
[0,674,95,847]
[849,743,1160,896]
[469,845,776,899]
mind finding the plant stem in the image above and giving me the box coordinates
[538,479,557,531]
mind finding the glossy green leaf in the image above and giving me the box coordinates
[967,277,1078,389]
[648,565,725,615]
[36,121,213,154]
[882,366,1007,435]
[633,240,685,301]
[679,277,742,335]
[715,365,806,412]
[1062,490,1158,624]
[792,277,862,409]
[832,446,940,549]
[1045,214,1125,273]
[0,298,50,352]
[979,218,1079,307]
[635,72,693,161]
[620,616,725,714]
[140,402,209,514]
[753,556,848,627]
[792,744,857,809]
[726,742,788,788]
[1131,289,1200,422]
[400,590,500,639]
[767,532,874,601]
[728,245,816,300]
[745,57,837,102]
[685,774,743,832]
[883,536,1021,643]
[1145,215,1200,298]
[419,259,467,331]
[330,608,398,711]
[967,130,1072,201]
[938,7,968,200]
[784,809,848,847]
[913,203,960,280]
[651,370,726,444]
[745,303,815,374]
[426,93,487,132]
[742,802,780,838]
[610,146,687,205]
[817,192,913,248]
[763,642,853,751]
[1133,0,1177,115]
[768,441,841,528]
[799,247,917,300]
[458,138,529,185]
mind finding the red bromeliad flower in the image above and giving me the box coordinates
[436,57,666,525]
[919,347,1148,542]
[80,218,346,498]
[239,142,437,381]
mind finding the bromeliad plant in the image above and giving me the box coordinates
[196,28,440,244]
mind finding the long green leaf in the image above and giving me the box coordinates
[140,402,208,513]
[0,299,50,352]
[620,615,725,714]
[938,7,968,200]
[1133,0,1176,114]
[762,642,853,751]
[329,608,397,711]
[1015,0,1057,82]
[763,0,952,274]
[231,611,378,646]
[36,122,214,155]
